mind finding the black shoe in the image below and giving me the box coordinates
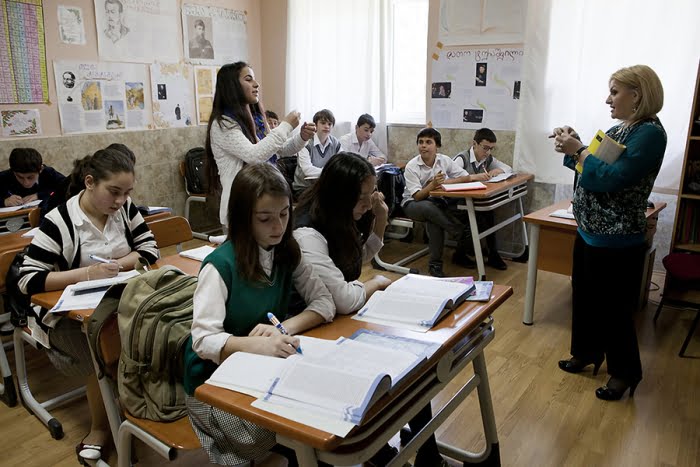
[595,377,641,401]
[368,444,399,467]
[558,357,604,376]
[429,264,445,278]
[452,251,476,268]
[486,253,508,270]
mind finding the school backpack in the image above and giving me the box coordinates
[88,265,198,422]
[3,247,31,327]
[184,147,208,194]
[376,164,406,218]
[276,155,298,194]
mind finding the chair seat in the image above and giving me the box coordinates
[124,413,201,450]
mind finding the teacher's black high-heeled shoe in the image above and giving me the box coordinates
[595,377,641,401]
[558,356,604,375]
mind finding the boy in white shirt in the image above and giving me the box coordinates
[402,128,477,277]
[453,128,511,270]
[339,114,387,166]
[293,109,342,196]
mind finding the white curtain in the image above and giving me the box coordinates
[514,0,700,191]
[286,0,389,153]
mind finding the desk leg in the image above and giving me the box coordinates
[523,224,540,325]
[465,198,486,280]
[473,351,500,466]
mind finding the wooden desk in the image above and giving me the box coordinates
[0,207,34,235]
[430,173,534,280]
[522,199,666,325]
[196,285,513,466]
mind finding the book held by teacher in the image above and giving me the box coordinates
[575,130,625,173]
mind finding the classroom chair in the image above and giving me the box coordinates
[179,160,212,241]
[28,207,41,228]
[147,216,194,253]
[142,211,173,223]
[0,246,24,407]
[86,309,200,467]
[654,252,700,357]
[372,217,425,275]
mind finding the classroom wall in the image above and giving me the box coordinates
[0,0,266,231]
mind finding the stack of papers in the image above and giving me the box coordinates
[549,204,575,220]
[441,182,487,192]
[179,245,216,261]
[50,270,140,313]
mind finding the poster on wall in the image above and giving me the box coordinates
[182,4,247,65]
[0,0,49,104]
[150,62,194,129]
[438,0,525,45]
[94,0,179,63]
[431,46,523,131]
[57,5,86,45]
[53,60,151,134]
[194,65,218,125]
[1,109,42,136]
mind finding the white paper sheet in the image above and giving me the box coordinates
[179,245,216,262]
[50,271,140,313]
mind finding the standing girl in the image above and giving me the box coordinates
[204,61,316,225]
[18,148,159,464]
[183,163,334,465]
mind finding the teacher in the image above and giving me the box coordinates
[553,64,666,401]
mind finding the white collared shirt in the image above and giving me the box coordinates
[339,131,387,163]
[314,133,331,153]
[402,153,468,205]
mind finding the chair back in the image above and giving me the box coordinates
[28,208,40,228]
[0,246,26,293]
[148,216,193,252]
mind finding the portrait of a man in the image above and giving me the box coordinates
[104,0,129,43]
[188,18,214,59]
[62,71,75,89]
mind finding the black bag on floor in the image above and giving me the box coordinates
[184,147,208,194]
[376,165,406,218]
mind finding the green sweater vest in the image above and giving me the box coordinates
[183,241,293,395]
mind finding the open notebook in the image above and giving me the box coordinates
[353,274,475,332]
[0,198,41,213]
[50,270,140,313]
[206,335,427,436]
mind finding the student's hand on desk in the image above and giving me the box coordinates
[429,171,446,190]
[371,275,392,290]
[22,194,38,203]
[299,122,316,141]
[470,173,490,182]
[4,194,23,206]
[86,262,120,280]
[488,169,503,177]
[248,334,300,358]
[249,323,280,337]
[283,111,301,129]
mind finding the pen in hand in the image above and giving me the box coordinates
[89,254,124,270]
[267,312,303,355]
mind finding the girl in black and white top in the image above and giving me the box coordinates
[18,147,158,465]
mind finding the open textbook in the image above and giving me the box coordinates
[575,130,625,173]
[353,274,475,332]
[206,335,429,436]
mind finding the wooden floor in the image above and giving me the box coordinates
[1,237,699,466]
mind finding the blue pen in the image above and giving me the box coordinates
[89,254,123,270]
[267,312,303,355]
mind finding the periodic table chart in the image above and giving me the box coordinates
[0,0,49,104]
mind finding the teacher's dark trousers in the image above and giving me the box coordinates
[570,232,646,382]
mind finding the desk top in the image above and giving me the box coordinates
[430,173,534,199]
[195,284,513,451]
[524,199,667,230]
[0,231,32,253]
[30,254,203,321]
[0,206,34,220]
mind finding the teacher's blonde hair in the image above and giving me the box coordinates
[610,65,664,122]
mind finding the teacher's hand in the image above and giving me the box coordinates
[299,122,316,141]
[555,132,585,155]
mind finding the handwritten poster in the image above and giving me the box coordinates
[431,46,523,131]
[438,0,525,46]
[0,0,49,104]
[1,109,41,136]
[53,60,151,134]
[57,5,86,45]
[95,0,179,63]
[150,62,194,128]
[182,4,247,65]
[194,65,218,125]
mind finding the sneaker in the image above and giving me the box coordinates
[428,264,445,278]
[487,253,508,270]
[451,251,476,268]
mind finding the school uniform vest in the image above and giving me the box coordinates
[182,241,293,395]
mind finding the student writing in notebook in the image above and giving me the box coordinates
[452,128,511,270]
[339,113,387,166]
[17,148,159,465]
[292,152,449,467]
[183,163,334,466]
[203,61,316,226]
[402,127,476,277]
[1,147,66,216]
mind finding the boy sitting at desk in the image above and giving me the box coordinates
[339,113,387,166]
[292,108,342,196]
[1,148,66,213]
[402,127,477,278]
[453,128,511,270]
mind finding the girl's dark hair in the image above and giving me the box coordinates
[228,163,300,283]
[205,61,269,195]
[296,152,376,281]
[67,148,135,198]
